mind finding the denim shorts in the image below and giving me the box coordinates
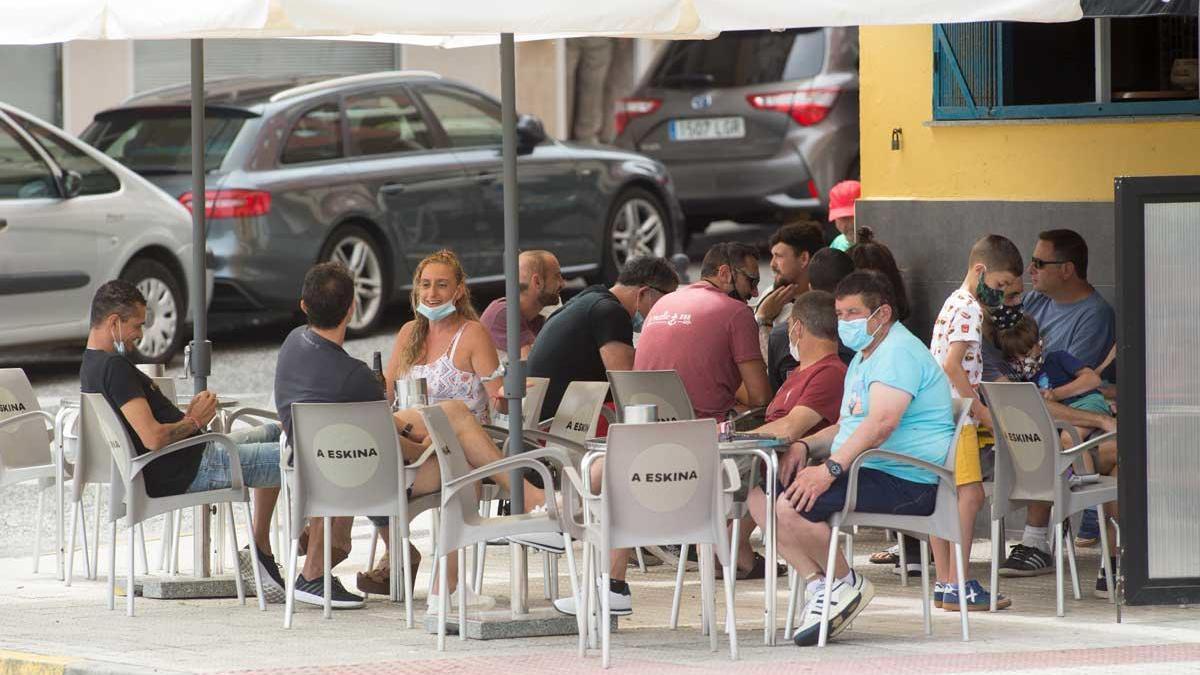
[186,423,282,492]
[778,467,938,523]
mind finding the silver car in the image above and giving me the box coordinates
[614,28,859,239]
[0,103,205,363]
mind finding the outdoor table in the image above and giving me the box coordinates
[582,432,789,645]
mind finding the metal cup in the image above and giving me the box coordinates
[395,377,429,410]
[623,403,658,424]
[136,363,166,378]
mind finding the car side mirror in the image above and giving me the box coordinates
[61,170,83,199]
[516,114,547,155]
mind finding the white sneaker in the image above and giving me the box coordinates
[427,584,496,613]
[792,573,872,646]
[552,582,632,616]
[506,531,566,554]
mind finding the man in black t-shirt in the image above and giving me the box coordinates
[528,256,679,417]
[80,280,285,600]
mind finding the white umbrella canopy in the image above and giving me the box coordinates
[1,0,1082,45]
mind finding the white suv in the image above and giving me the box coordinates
[0,103,206,363]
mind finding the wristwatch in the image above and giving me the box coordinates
[825,459,844,479]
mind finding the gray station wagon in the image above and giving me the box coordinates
[82,71,683,334]
[614,28,859,238]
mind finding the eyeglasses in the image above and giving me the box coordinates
[735,267,760,286]
[645,285,673,297]
[1030,257,1068,270]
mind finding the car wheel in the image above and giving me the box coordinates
[319,225,388,336]
[603,187,671,282]
[121,258,185,364]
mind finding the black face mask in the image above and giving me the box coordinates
[728,287,748,302]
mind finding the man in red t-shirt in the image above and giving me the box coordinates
[634,242,771,419]
[753,290,846,452]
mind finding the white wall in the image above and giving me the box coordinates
[62,41,133,135]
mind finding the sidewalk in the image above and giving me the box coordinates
[2,522,1197,674]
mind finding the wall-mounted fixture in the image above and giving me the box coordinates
[891,127,903,151]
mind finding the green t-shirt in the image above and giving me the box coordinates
[830,233,851,251]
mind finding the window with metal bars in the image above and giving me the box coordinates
[933,16,1200,120]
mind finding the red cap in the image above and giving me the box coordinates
[827,180,861,222]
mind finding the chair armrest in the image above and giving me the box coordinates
[721,458,741,494]
[841,449,953,516]
[1058,430,1117,472]
[442,456,559,514]
[225,407,279,428]
[561,466,600,500]
[0,410,54,432]
[407,444,437,471]
[1053,420,1083,449]
[131,433,242,488]
[520,430,587,455]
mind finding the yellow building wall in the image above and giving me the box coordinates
[860,25,1200,203]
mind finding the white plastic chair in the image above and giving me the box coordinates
[981,382,1117,616]
[282,400,420,627]
[80,393,263,616]
[814,398,973,646]
[565,419,739,668]
[419,404,580,652]
[0,368,64,574]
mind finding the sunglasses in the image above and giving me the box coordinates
[735,267,760,286]
[1030,257,1069,270]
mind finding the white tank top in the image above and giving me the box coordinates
[408,323,489,423]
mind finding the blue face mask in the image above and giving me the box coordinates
[417,302,457,322]
[837,307,883,352]
[632,311,644,333]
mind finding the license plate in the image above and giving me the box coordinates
[669,117,746,142]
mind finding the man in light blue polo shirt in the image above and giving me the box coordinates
[747,270,955,647]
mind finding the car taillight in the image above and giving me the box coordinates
[179,189,271,218]
[807,179,820,200]
[746,87,840,127]
[614,98,662,137]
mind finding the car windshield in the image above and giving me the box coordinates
[649,28,826,89]
[83,112,246,174]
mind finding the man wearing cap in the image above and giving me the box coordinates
[827,180,861,252]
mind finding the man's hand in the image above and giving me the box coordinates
[778,442,809,485]
[784,463,836,513]
[1041,388,1057,402]
[185,391,218,428]
[755,284,799,324]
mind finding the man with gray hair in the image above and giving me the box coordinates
[480,250,564,358]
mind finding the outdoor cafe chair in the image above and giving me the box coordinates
[0,368,67,575]
[478,379,610,598]
[79,393,264,616]
[981,382,1117,616]
[283,400,428,627]
[812,398,973,646]
[418,403,581,652]
[565,418,740,667]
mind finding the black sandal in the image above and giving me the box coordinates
[719,553,786,580]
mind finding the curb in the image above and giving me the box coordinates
[0,650,188,675]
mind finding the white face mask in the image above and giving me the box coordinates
[788,324,801,362]
[111,324,127,357]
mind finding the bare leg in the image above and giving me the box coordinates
[301,516,353,580]
[735,515,756,572]
[251,487,279,555]
[747,487,831,579]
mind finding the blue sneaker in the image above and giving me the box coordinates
[941,579,1010,611]
[1076,509,1100,547]
[932,582,947,609]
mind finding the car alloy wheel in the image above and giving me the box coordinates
[135,276,179,362]
[609,196,668,269]
[327,233,384,332]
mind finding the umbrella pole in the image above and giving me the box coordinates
[189,38,212,579]
[500,32,529,617]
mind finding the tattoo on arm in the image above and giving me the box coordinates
[161,419,199,448]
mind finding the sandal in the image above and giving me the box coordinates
[869,544,900,565]
[718,553,787,580]
[355,545,422,596]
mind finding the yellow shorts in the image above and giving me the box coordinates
[955,424,984,486]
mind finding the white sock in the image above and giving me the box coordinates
[840,569,857,587]
[806,577,825,595]
[1022,526,1050,553]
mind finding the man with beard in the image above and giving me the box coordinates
[480,250,564,358]
[753,222,827,392]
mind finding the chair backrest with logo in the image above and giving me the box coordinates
[492,377,550,430]
[0,368,54,482]
[606,370,695,423]
[545,381,610,445]
[980,382,1063,510]
[600,418,729,566]
[289,401,404,538]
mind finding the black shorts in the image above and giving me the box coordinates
[777,468,938,523]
